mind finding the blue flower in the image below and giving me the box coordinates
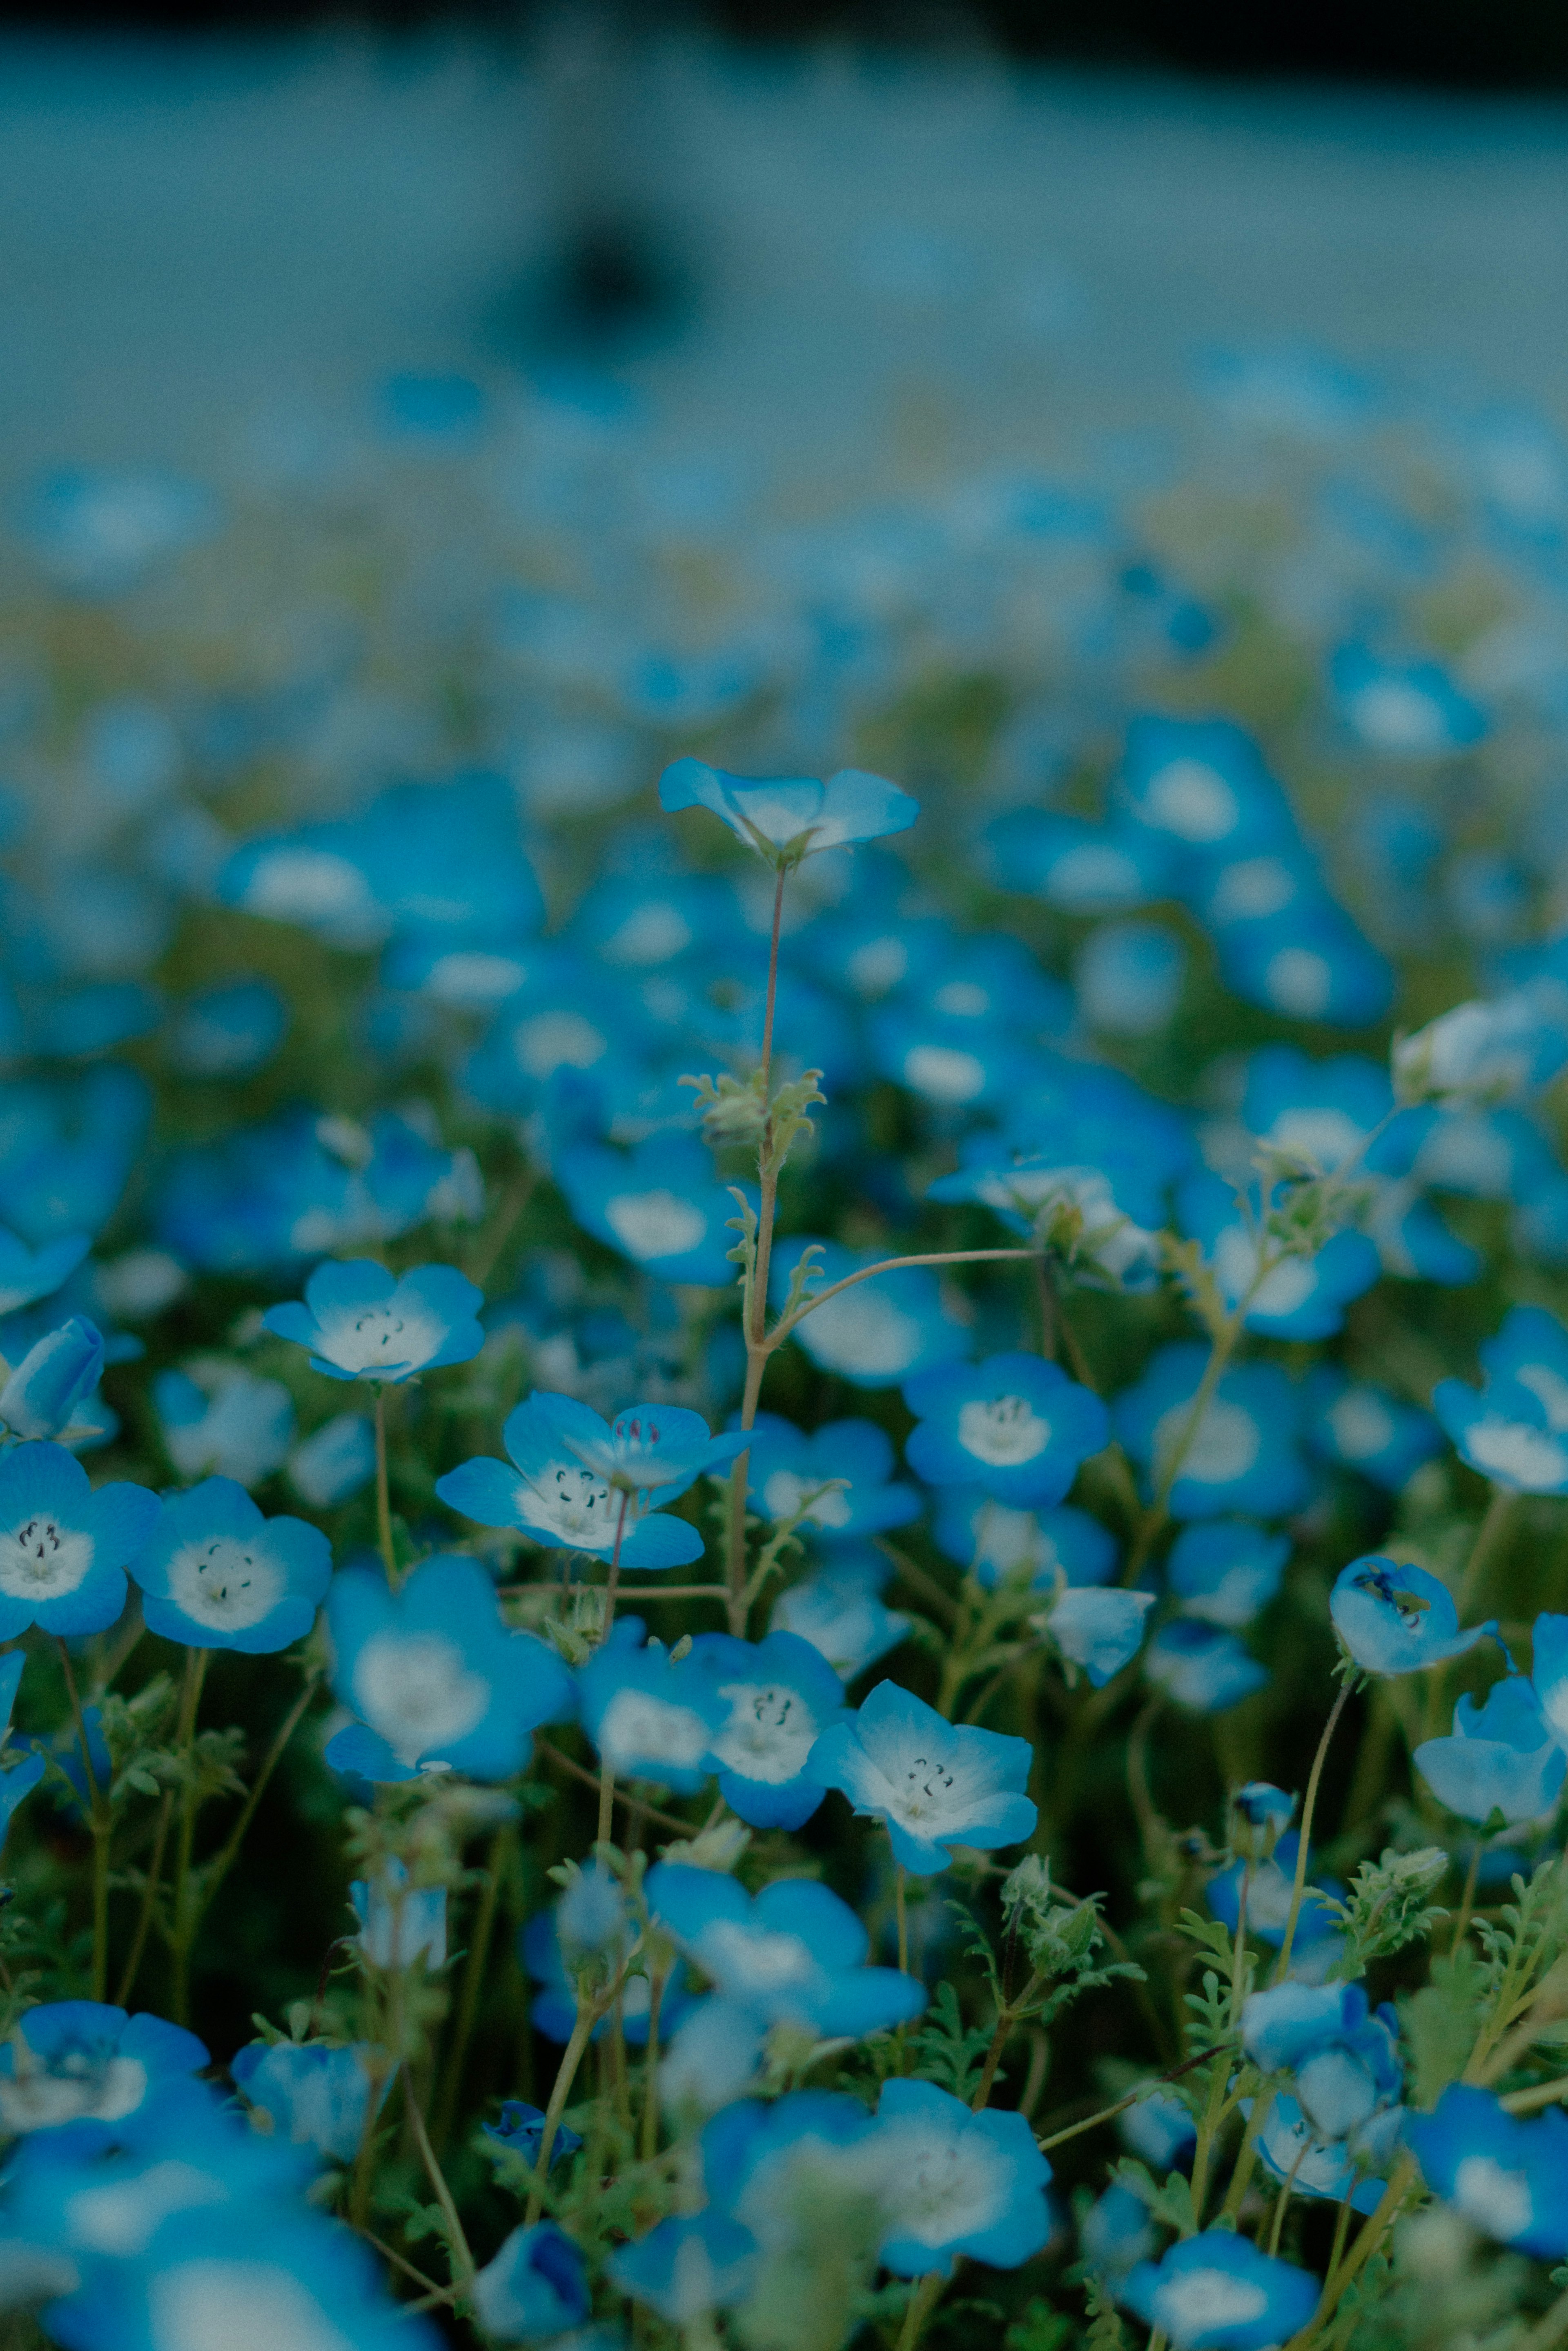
[577,1633,727,1794]
[1416,1676,1568,1824]
[1114,1344,1310,1522]
[152,1365,295,1488]
[700,2089,878,2268]
[263,1257,485,1384]
[0,1228,89,1319]
[1251,2093,1386,2213]
[0,2001,207,2134]
[1145,1621,1269,1712]
[659,757,918,863]
[482,2100,583,2170]
[167,976,288,1078]
[1044,1587,1155,1687]
[437,1391,732,1570]
[521,1863,694,2047]
[687,1629,849,1829]
[1330,1556,1494,1677]
[1118,716,1297,859]
[772,1549,912,1680]
[0,1317,105,1441]
[230,2039,392,2164]
[807,1678,1036,1874]
[1119,2087,1199,2169]
[1122,2229,1319,2350]
[1231,1782,1296,1856]
[645,1862,925,2039]
[1077,919,1186,1036]
[1082,2182,1157,2279]
[1434,1306,1568,1493]
[984,809,1176,915]
[1395,980,1568,1106]
[934,1491,1118,1589]
[351,1856,448,1970]
[324,1555,575,1783]
[1331,643,1486,755]
[288,1412,376,1508]
[1167,1521,1289,1629]
[1176,1173,1379,1342]
[1303,1370,1442,1492]
[473,2222,590,2342]
[129,1477,330,1653]
[1215,899,1392,1027]
[0,1442,160,1638]
[25,1700,111,1818]
[870,2077,1052,2276]
[1241,1981,1401,2142]
[1208,1835,1341,1958]
[557,1132,749,1288]
[741,1414,922,1543]
[769,1240,970,1389]
[1408,2084,1568,2256]
[903,1352,1109,1507]
[609,2211,757,2325]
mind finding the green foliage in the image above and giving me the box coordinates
[1326,1846,1450,1974]
[906,1980,995,2102]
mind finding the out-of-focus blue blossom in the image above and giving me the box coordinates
[1330,1555,1494,1676]
[984,809,1176,916]
[0,1229,89,1318]
[0,1066,149,1245]
[1251,2092,1386,2213]
[688,1629,847,1829]
[25,1700,111,1820]
[1076,919,1187,1035]
[1394,979,1568,1106]
[1146,1620,1269,1711]
[1216,899,1393,1027]
[740,1413,921,1543]
[167,978,288,1078]
[350,1856,448,1971]
[1119,2086,1198,2170]
[521,1861,692,2048]
[1415,1676,1567,1824]
[129,1476,330,1653]
[1408,2084,1568,2256]
[1167,1520,1290,1628]
[231,2039,391,2164]
[18,466,217,594]
[287,1411,376,1508]
[808,1678,1035,1874]
[0,2002,207,2134]
[264,1258,484,1384]
[1304,1369,1443,1491]
[772,1547,911,1679]
[659,758,918,862]
[557,1133,749,1289]
[871,2076,1053,2277]
[152,1363,295,1486]
[1118,716,1297,860]
[1176,1172,1380,1341]
[29,981,164,1059]
[1241,1980,1401,2142]
[1044,1585,1156,1685]
[482,2100,582,2170]
[645,1863,925,2039]
[0,1441,159,1638]
[770,1240,970,1389]
[577,1630,726,1794]
[325,1554,574,1783]
[903,1352,1109,1507]
[1331,642,1486,755]
[1121,2228,1319,2350]
[1081,2182,1157,2279]
[935,1491,1118,1589]
[0,1317,105,1441]
[1114,1343,1310,1521]
[1434,1304,1568,1493]
[610,2211,757,2326]
[1208,1834,1341,1959]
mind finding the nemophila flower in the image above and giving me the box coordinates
[659,757,918,864]
[1145,1621,1269,1712]
[437,1390,729,1571]
[230,2039,391,2164]
[1042,1586,1155,1686]
[984,809,1176,915]
[1415,1675,1568,1825]
[687,1629,848,1829]
[129,1477,330,1653]
[659,1995,767,2120]
[1330,1556,1494,1676]
[868,2077,1052,2277]
[1395,978,1568,1108]
[0,1441,160,1638]
[324,1554,575,1783]
[1119,2086,1198,2169]
[1241,1981,1401,2143]
[473,2222,590,2344]
[1121,2228,1319,2351]
[1114,1343,1310,1522]
[741,1413,922,1543]
[769,1240,970,1390]
[557,1132,749,1289]
[700,2088,877,2258]
[56,2203,444,2351]
[1081,2182,1157,2280]
[1251,2093,1387,2213]
[869,995,1049,1110]
[1230,1782,1296,1858]
[1434,1305,1568,1493]
[645,1862,925,2039]
[1077,918,1187,1036]
[1331,642,1486,755]
[807,1678,1036,1874]
[151,1364,294,1488]
[578,1632,727,1794]
[1408,2084,1568,2257]
[1208,1835,1341,1961]
[1167,1520,1290,1629]
[930,1152,1165,1291]
[903,1353,1109,1507]
[610,2211,757,2327]
[0,2002,207,2134]
[167,975,288,1078]
[1118,716,1296,858]
[521,1872,693,2048]
[1216,898,1392,1027]
[0,1742,44,1850]
[0,1228,89,1318]
[935,1491,1118,1589]
[24,1700,111,1820]
[772,1550,912,1680]
[288,1411,376,1508]
[351,1856,448,1970]
[0,1315,105,1442]
[482,2101,583,2170]
[1303,1369,1442,1492]
[263,1257,485,1383]
[1176,1172,1379,1342]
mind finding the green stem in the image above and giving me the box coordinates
[896,2273,944,2351]
[56,1638,112,2001]
[167,1647,212,2024]
[1450,1839,1484,1957]
[1274,1681,1352,1979]
[114,1789,172,2008]
[772,1248,1037,1347]
[526,1994,601,2225]
[1459,1486,1517,1618]
[432,1823,510,2151]
[374,1388,397,1586]
[641,1968,667,2163]
[1281,2154,1417,2351]
[403,2063,476,2285]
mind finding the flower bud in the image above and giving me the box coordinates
[0,1317,105,1441]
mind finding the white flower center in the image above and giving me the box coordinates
[1209,855,1297,923]
[761,1470,853,1531]
[701,1919,819,1993]
[710,1680,821,1785]
[846,937,906,996]
[797,1289,927,1382]
[1155,2271,1269,2338]
[931,980,990,1019]
[521,1463,616,1546]
[1145,758,1238,842]
[65,2161,227,2256]
[1265,1107,1366,1172]
[165,1535,287,1631]
[312,1301,444,1377]
[0,1512,93,1600]
[957,1394,1052,1468]
[149,2263,359,2351]
[595,1690,713,1776]
[1350,677,1444,751]
[0,2054,148,2133]
[602,903,692,965]
[1265,948,1332,1018]
[1461,1416,1568,1492]
[1154,1396,1260,1488]
[602,1190,708,1262]
[1453,2155,1533,2242]
[972,1504,1046,1577]
[902,1045,987,1103]
[873,2119,1011,2245]
[352,1632,489,1767]
[1327,1390,1396,1459]
[512,1009,607,1077]
[1516,1363,1568,1431]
